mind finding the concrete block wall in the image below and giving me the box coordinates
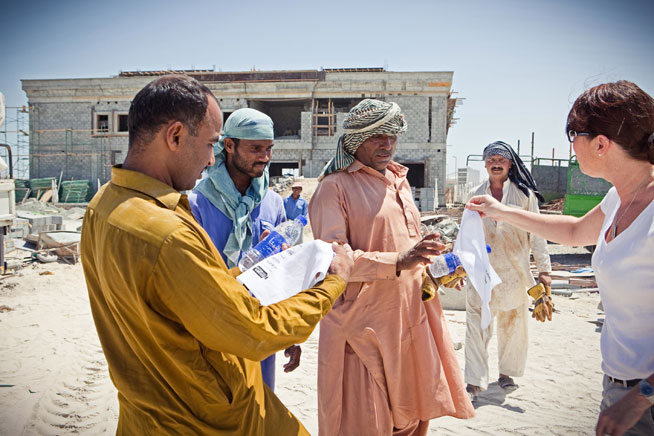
[24,71,454,202]
[430,95,448,144]
[418,187,436,211]
[307,149,336,177]
[568,165,612,195]
[335,113,347,136]
[30,101,129,184]
[532,165,568,201]
[394,144,446,184]
[300,112,312,141]
[214,97,248,113]
[271,149,302,162]
[390,96,430,142]
[33,102,89,130]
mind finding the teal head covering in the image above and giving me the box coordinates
[320,99,407,178]
[194,108,274,267]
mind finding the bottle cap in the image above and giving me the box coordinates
[486,244,491,253]
[295,215,308,226]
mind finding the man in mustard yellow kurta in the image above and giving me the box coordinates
[81,75,352,435]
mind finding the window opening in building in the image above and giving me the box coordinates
[248,99,307,139]
[269,162,299,177]
[312,98,366,137]
[97,114,109,133]
[313,99,335,136]
[117,114,128,132]
[401,163,425,188]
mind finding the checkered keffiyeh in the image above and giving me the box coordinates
[319,99,407,178]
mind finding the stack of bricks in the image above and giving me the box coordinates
[418,188,436,212]
[15,212,63,236]
[8,218,30,239]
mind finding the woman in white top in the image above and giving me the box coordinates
[467,80,654,436]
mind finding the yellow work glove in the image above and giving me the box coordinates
[422,265,468,302]
[440,266,467,288]
[421,266,438,302]
[527,283,554,322]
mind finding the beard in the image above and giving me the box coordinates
[232,150,267,179]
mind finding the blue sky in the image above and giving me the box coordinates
[1,0,652,175]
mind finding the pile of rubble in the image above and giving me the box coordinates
[269,176,294,195]
[540,198,564,213]
[420,214,460,246]
[5,199,86,270]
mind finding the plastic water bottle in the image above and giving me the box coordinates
[238,215,308,271]
[429,244,491,278]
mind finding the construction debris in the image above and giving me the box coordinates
[16,211,63,235]
[420,214,460,244]
[1,197,87,270]
[37,231,81,259]
[540,198,564,213]
[270,176,294,195]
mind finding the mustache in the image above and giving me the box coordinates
[491,167,504,171]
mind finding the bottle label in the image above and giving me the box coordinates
[444,253,461,274]
[253,231,286,259]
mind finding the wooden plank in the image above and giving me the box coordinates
[569,278,598,287]
[39,190,53,203]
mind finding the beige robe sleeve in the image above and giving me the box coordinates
[526,191,552,273]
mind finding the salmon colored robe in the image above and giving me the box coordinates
[309,160,475,435]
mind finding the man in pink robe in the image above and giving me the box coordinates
[310,99,475,436]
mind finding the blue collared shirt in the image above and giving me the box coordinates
[189,189,286,266]
[283,195,308,221]
[188,188,286,390]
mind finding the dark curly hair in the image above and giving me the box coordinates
[567,80,654,164]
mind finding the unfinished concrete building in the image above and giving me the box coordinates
[22,68,459,208]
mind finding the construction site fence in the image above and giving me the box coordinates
[30,128,117,183]
[0,128,119,199]
[445,181,477,206]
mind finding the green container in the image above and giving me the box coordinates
[14,179,30,203]
[28,177,57,198]
[59,180,92,203]
[562,194,603,217]
[563,157,611,217]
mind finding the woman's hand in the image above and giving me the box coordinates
[595,385,653,436]
[466,195,509,221]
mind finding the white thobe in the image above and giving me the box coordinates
[464,179,551,389]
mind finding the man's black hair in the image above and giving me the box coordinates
[128,74,217,149]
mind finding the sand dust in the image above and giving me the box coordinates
[0,252,604,435]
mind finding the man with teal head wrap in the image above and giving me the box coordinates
[189,108,301,390]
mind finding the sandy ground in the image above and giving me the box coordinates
[0,241,605,436]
